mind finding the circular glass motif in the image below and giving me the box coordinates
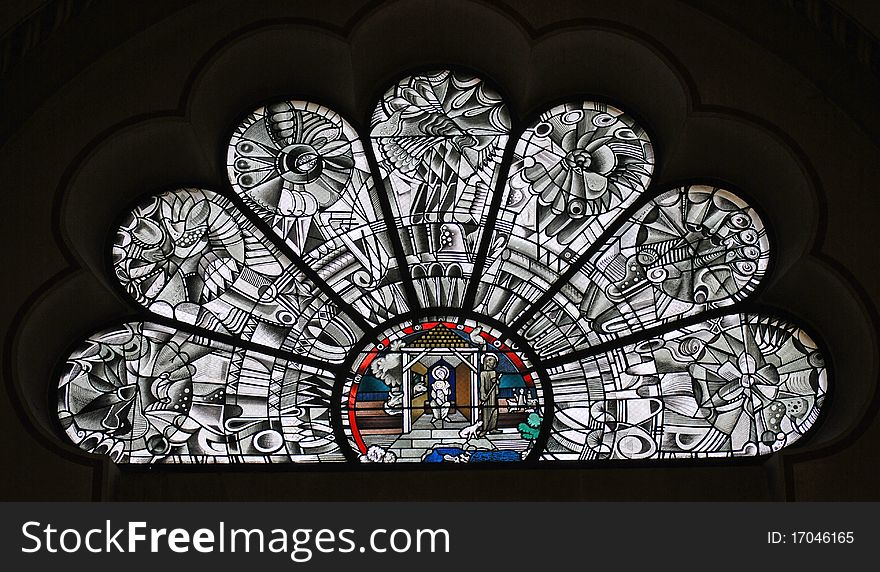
[227,101,355,218]
[341,319,547,464]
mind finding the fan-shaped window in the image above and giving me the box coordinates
[56,70,828,465]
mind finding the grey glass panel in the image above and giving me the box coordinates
[474,102,654,322]
[58,322,341,463]
[370,71,511,309]
[543,314,826,460]
[227,101,409,324]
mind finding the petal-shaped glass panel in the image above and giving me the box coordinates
[473,102,653,322]
[227,102,409,324]
[370,70,511,308]
[522,185,769,358]
[57,322,342,463]
[543,313,826,460]
[111,188,362,363]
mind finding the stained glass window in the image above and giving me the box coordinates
[57,70,828,464]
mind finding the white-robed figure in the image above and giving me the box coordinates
[429,365,452,425]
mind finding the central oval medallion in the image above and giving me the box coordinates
[340,318,548,464]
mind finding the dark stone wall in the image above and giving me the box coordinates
[2,0,878,500]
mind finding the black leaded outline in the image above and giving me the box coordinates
[52,66,832,469]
